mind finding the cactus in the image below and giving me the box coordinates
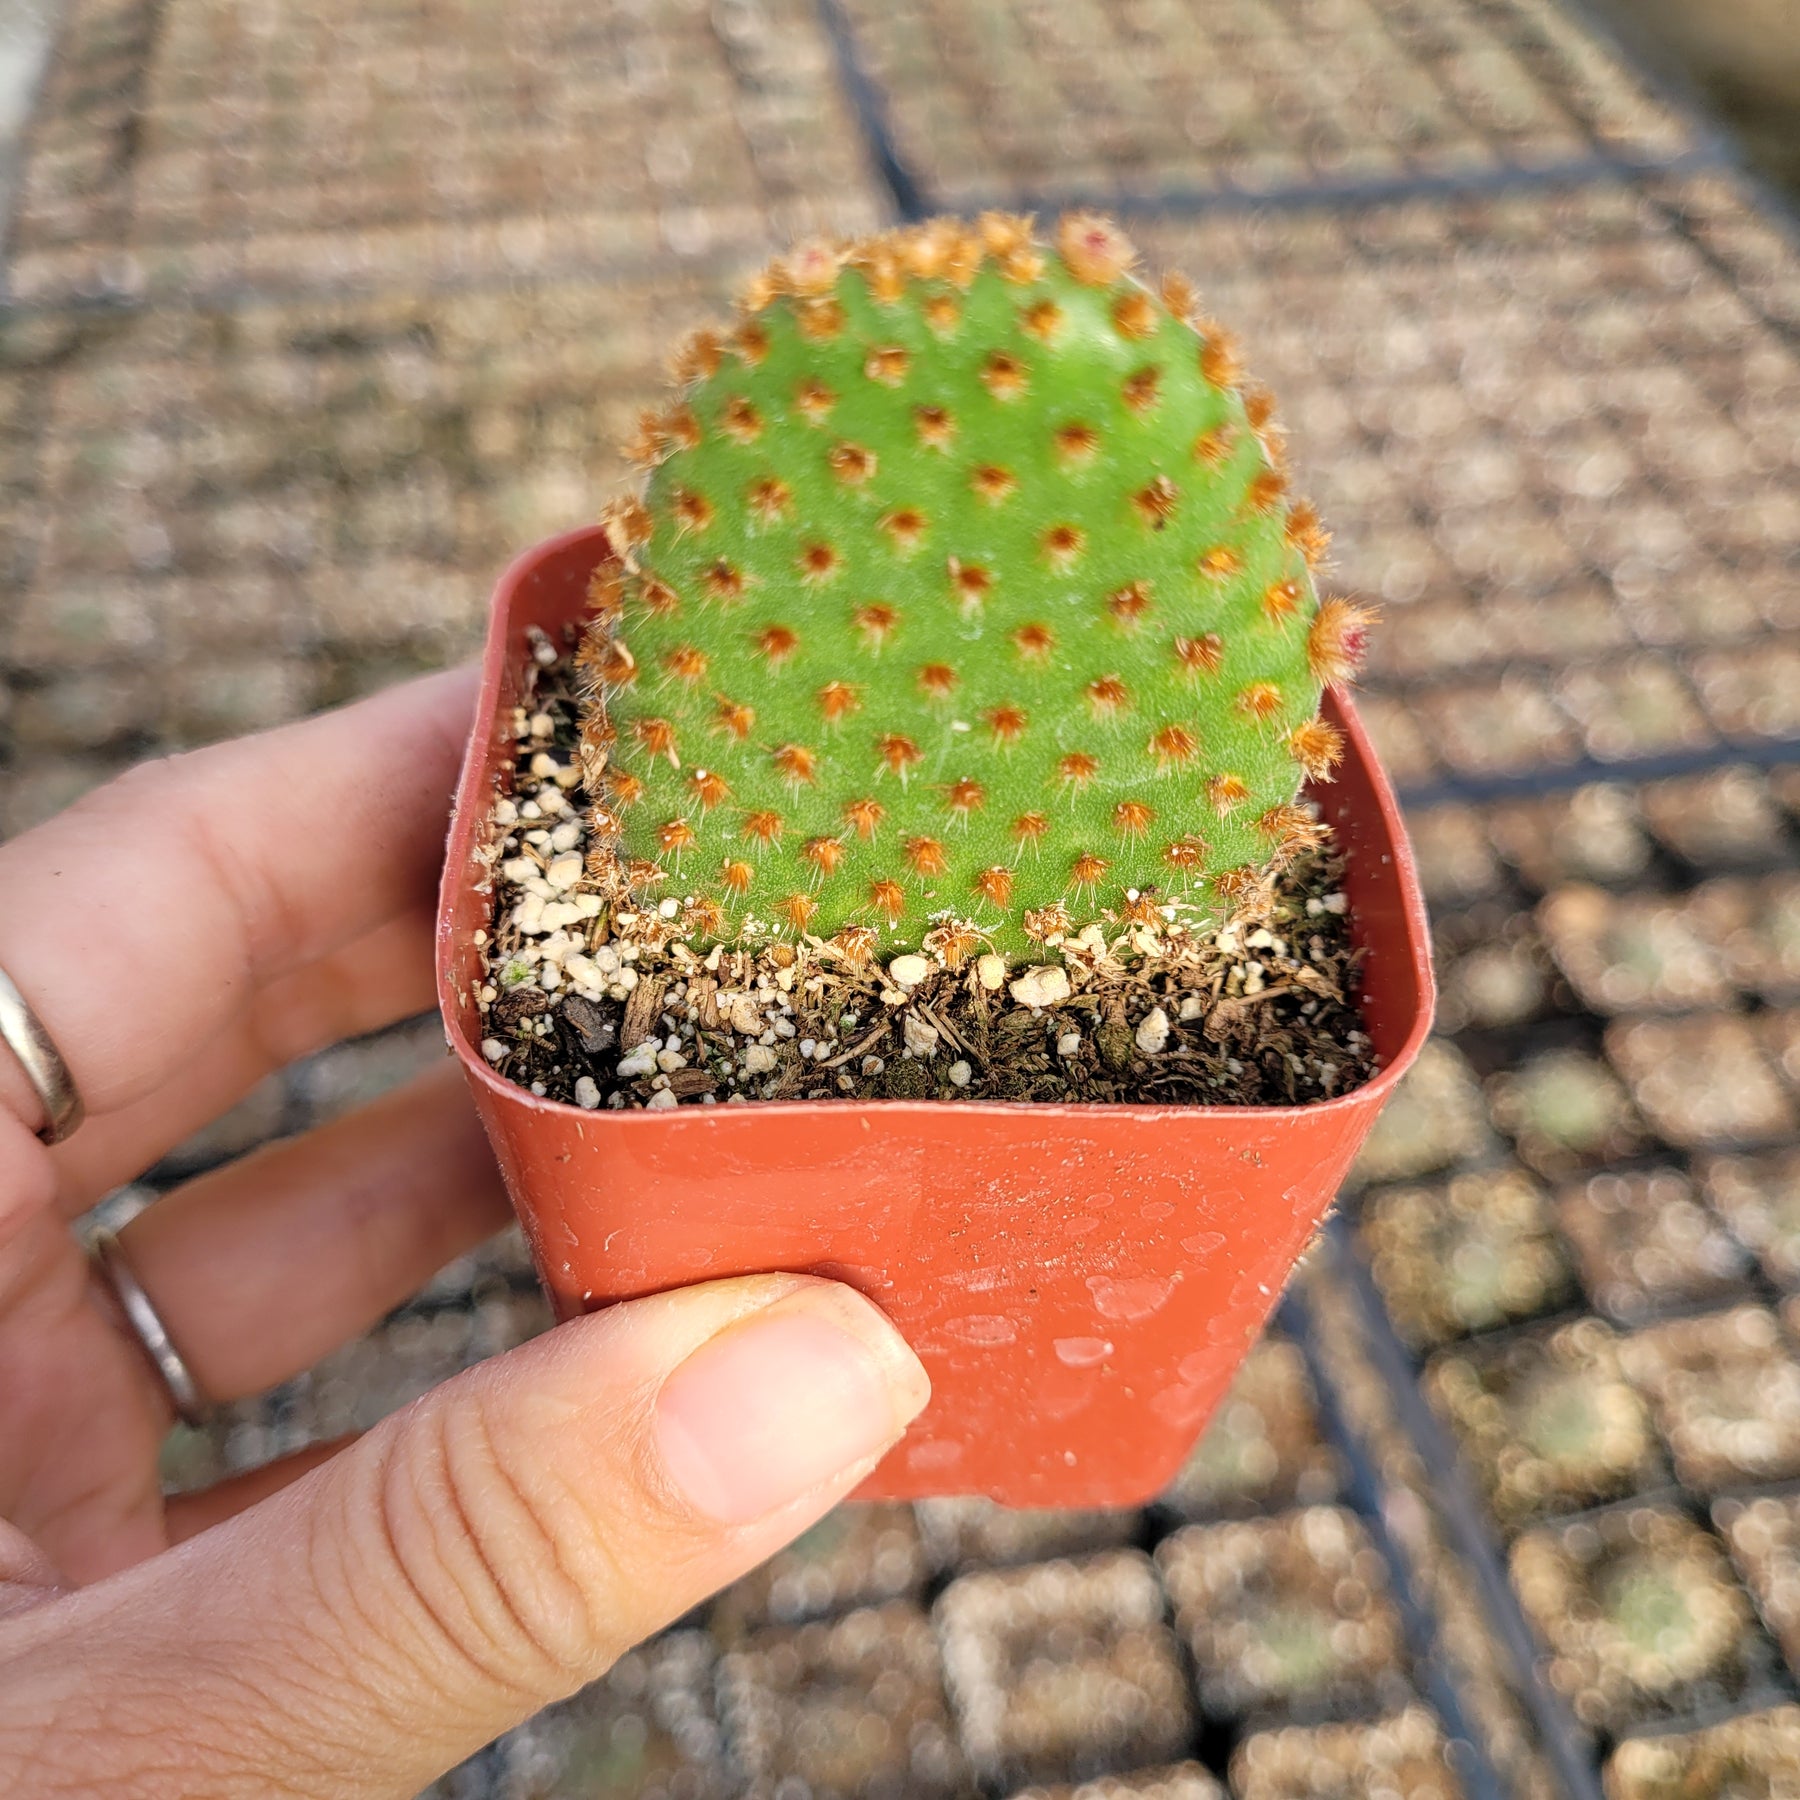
[576,212,1368,966]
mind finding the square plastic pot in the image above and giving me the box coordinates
[436,526,1435,1507]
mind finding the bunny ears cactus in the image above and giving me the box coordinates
[575,212,1370,965]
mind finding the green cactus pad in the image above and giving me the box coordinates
[579,213,1367,964]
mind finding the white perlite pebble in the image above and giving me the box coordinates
[948,1060,972,1087]
[1057,1031,1082,1057]
[573,1076,601,1109]
[645,1088,679,1110]
[480,1038,506,1063]
[616,1044,658,1080]
[1136,1007,1172,1054]
[902,1013,940,1057]
[1178,994,1206,1021]
[545,852,583,891]
[976,954,1007,991]
[1010,965,1071,1009]
[742,1044,778,1074]
[887,954,931,989]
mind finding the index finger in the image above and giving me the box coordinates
[0,666,479,1131]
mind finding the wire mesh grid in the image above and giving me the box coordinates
[5,0,1800,1792]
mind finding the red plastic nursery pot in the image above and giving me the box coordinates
[436,525,1435,1507]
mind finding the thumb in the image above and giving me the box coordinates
[0,1274,929,1799]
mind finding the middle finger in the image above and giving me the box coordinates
[48,908,438,1217]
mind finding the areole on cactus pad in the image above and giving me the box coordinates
[576,212,1371,967]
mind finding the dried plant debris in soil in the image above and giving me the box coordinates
[471,635,1375,1111]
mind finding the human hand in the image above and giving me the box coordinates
[0,671,929,1797]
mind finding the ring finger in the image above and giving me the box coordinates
[108,1063,514,1406]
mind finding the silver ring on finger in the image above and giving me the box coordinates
[89,1228,209,1427]
[0,964,84,1145]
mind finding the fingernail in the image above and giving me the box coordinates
[655,1293,930,1524]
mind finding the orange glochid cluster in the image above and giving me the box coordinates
[1149,723,1198,769]
[688,769,729,809]
[844,795,886,838]
[1069,852,1110,892]
[1132,476,1179,529]
[876,733,924,779]
[1054,421,1100,466]
[772,743,818,785]
[636,717,678,762]
[974,865,1014,907]
[715,697,754,740]
[799,542,840,584]
[817,680,861,723]
[949,559,993,608]
[1122,367,1161,414]
[1042,523,1085,569]
[777,893,819,932]
[980,351,1029,400]
[986,704,1028,745]
[924,920,985,969]
[853,602,899,647]
[802,836,844,877]
[1289,718,1345,781]
[757,625,799,665]
[914,404,956,449]
[747,476,791,523]
[881,508,929,552]
[904,835,950,879]
[1107,581,1151,627]
[702,559,745,602]
[972,464,1017,504]
[1235,682,1285,724]
[869,878,906,920]
[943,777,986,818]
[1086,675,1129,716]
[671,488,712,534]
[829,442,878,486]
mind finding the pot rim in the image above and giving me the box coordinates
[437,525,1435,1128]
